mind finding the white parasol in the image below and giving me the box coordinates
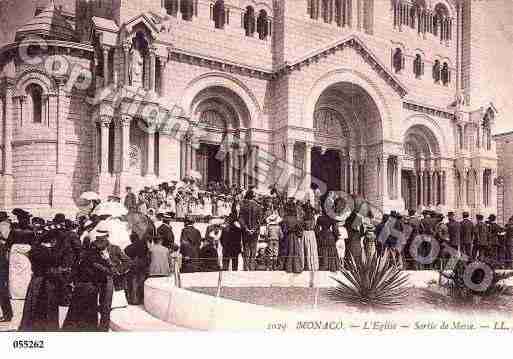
[80,191,101,201]
[92,201,128,217]
[89,218,131,250]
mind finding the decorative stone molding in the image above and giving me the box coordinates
[403,101,456,120]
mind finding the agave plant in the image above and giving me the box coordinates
[327,252,409,307]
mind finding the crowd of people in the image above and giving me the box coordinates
[1,179,513,331]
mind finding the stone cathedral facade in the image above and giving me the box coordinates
[0,0,500,216]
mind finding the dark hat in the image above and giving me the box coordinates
[488,214,496,222]
[462,211,470,218]
[447,211,455,217]
[53,213,66,224]
[150,234,163,242]
[12,208,31,218]
[92,238,110,251]
[32,217,46,226]
[476,214,484,220]
[0,211,9,222]
[184,215,194,226]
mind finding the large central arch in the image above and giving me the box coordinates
[401,124,445,211]
[185,84,254,188]
[303,69,390,142]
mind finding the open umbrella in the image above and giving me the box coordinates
[80,191,101,201]
[92,201,128,217]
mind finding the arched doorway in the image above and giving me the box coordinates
[311,82,382,199]
[402,124,444,211]
[188,86,252,188]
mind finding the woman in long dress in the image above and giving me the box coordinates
[302,203,319,271]
[19,228,74,331]
[316,214,339,272]
[283,201,304,274]
[62,239,113,331]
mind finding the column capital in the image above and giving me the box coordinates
[97,115,113,127]
[116,115,132,127]
[149,45,158,57]
[122,40,132,53]
[14,94,27,103]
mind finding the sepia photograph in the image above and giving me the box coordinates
[1,0,513,353]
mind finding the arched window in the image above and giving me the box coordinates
[409,5,416,28]
[441,62,450,85]
[180,0,194,21]
[458,125,464,150]
[164,0,178,16]
[322,0,332,23]
[243,6,255,36]
[212,0,226,29]
[456,171,462,207]
[257,10,269,40]
[433,60,441,82]
[393,48,403,73]
[308,0,320,19]
[483,169,491,207]
[483,109,494,151]
[434,3,448,38]
[413,54,423,78]
[26,83,43,124]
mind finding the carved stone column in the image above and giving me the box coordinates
[285,141,295,191]
[304,143,312,190]
[102,47,110,86]
[120,116,131,172]
[98,116,112,174]
[147,131,155,177]
[123,41,131,86]
[382,154,389,201]
[149,46,157,92]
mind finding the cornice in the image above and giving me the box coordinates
[403,100,456,120]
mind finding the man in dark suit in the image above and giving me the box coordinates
[473,214,489,260]
[238,191,263,271]
[221,214,242,271]
[447,212,461,254]
[505,216,513,269]
[155,213,175,250]
[404,209,422,269]
[486,214,504,265]
[0,218,13,322]
[180,216,202,272]
[460,211,474,259]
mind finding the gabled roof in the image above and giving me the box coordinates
[15,0,75,41]
[92,17,119,33]
[122,12,163,39]
[280,35,408,98]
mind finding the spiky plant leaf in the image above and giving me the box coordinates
[327,252,409,308]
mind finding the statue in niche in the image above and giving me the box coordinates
[128,45,144,86]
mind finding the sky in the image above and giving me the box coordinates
[1,0,512,133]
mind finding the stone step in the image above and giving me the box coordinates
[110,305,195,332]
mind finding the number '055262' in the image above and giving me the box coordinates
[12,340,45,349]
